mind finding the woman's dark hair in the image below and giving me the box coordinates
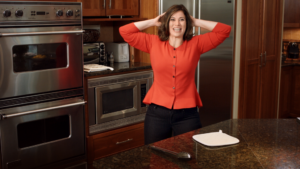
[158,4,194,41]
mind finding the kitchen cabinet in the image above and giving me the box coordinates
[279,65,300,118]
[87,122,144,168]
[238,0,282,118]
[279,66,293,118]
[83,69,153,169]
[79,0,139,17]
[284,0,300,27]
[291,67,300,115]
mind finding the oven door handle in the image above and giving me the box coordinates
[1,100,86,119]
[0,30,85,37]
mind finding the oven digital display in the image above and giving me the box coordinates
[36,11,45,15]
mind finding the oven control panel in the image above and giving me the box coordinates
[0,2,81,21]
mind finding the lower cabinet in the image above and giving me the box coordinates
[279,66,293,118]
[87,122,144,166]
[279,65,300,118]
[291,67,300,116]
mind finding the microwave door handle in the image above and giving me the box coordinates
[0,30,85,37]
[1,101,86,119]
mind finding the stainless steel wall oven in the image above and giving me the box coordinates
[0,1,86,169]
[87,71,153,133]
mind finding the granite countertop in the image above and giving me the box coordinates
[282,59,300,67]
[84,62,152,77]
[93,119,300,169]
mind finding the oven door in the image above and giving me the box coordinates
[0,26,83,99]
[0,97,85,169]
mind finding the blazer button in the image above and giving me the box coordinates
[173,87,175,89]
[173,56,176,58]
[173,65,175,67]
[173,76,175,78]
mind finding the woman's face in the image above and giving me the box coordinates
[168,10,186,39]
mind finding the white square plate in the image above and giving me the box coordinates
[192,130,239,147]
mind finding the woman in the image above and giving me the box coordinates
[119,5,231,145]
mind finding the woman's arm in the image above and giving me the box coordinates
[191,16,218,31]
[191,16,231,54]
[133,13,164,31]
[119,13,165,53]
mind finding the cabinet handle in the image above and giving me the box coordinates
[116,138,133,145]
[259,53,263,67]
[263,51,266,66]
[103,0,106,9]
[109,0,111,9]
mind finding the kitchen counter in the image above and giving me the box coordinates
[93,119,300,169]
[84,62,152,77]
[282,59,300,67]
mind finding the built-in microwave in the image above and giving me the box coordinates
[87,70,153,128]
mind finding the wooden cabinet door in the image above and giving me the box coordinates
[239,0,282,119]
[259,0,281,118]
[106,0,139,16]
[291,67,300,116]
[80,0,106,16]
[239,0,263,118]
[284,0,300,27]
[279,66,293,118]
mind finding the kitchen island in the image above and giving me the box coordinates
[93,119,300,169]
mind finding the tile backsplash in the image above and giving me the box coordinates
[283,28,300,40]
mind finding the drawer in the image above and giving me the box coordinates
[92,123,144,159]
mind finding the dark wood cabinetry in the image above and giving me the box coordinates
[80,0,106,16]
[87,122,144,168]
[291,67,300,115]
[279,66,300,118]
[79,0,139,17]
[238,0,282,118]
[284,0,300,27]
[279,66,293,118]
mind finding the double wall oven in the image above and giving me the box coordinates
[0,1,86,169]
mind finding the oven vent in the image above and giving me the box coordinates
[0,88,83,109]
[89,74,152,88]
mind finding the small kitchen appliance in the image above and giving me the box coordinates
[287,42,299,59]
[105,42,129,62]
[83,42,106,65]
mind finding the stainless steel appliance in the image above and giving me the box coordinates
[83,42,106,65]
[105,42,129,62]
[87,71,153,133]
[159,0,235,127]
[0,1,86,169]
[287,42,299,59]
[0,97,85,169]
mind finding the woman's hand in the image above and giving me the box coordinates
[190,16,218,31]
[152,13,165,27]
[190,15,196,27]
[134,13,165,31]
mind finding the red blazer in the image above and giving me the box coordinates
[119,23,231,109]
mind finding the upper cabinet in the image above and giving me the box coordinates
[79,0,139,17]
[284,0,300,27]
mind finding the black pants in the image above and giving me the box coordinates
[144,103,202,145]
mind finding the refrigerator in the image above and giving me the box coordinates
[159,0,235,127]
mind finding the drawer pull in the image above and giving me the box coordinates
[116,138,133,145]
